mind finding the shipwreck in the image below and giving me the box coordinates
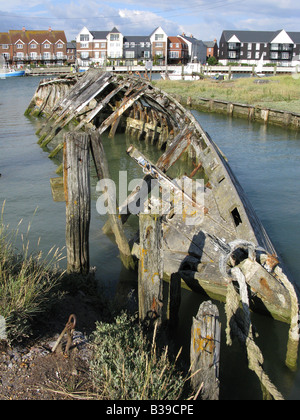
[25,69,300,398]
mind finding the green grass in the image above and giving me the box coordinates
[153,75,300,113]
[0,203,65,341]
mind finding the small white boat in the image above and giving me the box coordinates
[161,63,202,81]
[0,69,25,78]
[0,57,25,78]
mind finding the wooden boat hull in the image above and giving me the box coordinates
[25,69,298,324]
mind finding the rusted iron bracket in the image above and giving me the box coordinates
[51,314,77,356]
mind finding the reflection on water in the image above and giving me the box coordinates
[1,76,300,399]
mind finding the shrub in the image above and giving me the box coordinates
[90,312,191,400]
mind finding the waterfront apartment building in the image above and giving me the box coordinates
[168,36,189,65]
[219,29,300,66]
[76,27,123,67]
[0,27,67,67]
[177,33,207,64]
[76,26,208,67]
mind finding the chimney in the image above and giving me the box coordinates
[190,34,193,38]
[22,26,26,32]
[48,26,52,32]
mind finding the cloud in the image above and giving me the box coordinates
[0,0,299,42]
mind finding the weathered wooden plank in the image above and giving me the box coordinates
[138,213,164,326]
[89,130,135,270]
[64,132,91,275]
[74,82,128,131]
[50,177,65,202]
[98,87,145,135]
[190,300,221,400]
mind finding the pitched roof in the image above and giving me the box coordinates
[0,32,10,44]
[168,36,187,44]
[8,30,67,44]
[221,29,300,44]
[110,27,121,34]
[221,30,277,43]
[90,31,109,39]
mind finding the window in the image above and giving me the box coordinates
[80,43,88,48]
[155,50,163,57]
[17,44,23,49]
[80,34,89,42]
[80,52,89,59]
[125,51,135,58]
[270,52,278,59]
[247,43,252,50]
[44,44,50,49]
[30,43,37,49]
[256,43,260,50]
[247,51,251,59]
[130,42,135,47]
[110,34,119,41]
[16,52,24,58]
[143,51,150,58]
[124,42,129,48]
[281,52,290,59]
[43,52,50,59]
[155,42,163,47]
[101,43,106,49]
[155,34,163,41]
[2,44,8,49]
[140,42,144,47]
[30,52,37,58]
[94,43,99,48]
[169,51,179,58]
[57,43,63,49]
[100,51,106,58]
[228,51,237,58]
[57,52,63,58]
[255,52,260,59]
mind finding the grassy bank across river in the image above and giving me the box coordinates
[153,75,300,115]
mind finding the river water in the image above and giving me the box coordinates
[0,75,300,400]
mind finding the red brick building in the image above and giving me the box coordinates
[168,36,189,64]
[0,27,67,68]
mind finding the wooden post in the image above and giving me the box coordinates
[190,300,221,400]
[64,132,91,275]
[138,213,164,326]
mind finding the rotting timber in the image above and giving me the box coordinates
[26,68,299,327]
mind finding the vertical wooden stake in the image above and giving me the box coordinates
[90,130,135,270]
[190,300,221,400]
[138,213,164,327]
[64,132,91,275]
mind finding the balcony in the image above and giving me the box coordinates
[13,54,67,61]
[228,42,241,51]
[270,43,293,52]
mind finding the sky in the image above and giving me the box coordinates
[0,0,299,42]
